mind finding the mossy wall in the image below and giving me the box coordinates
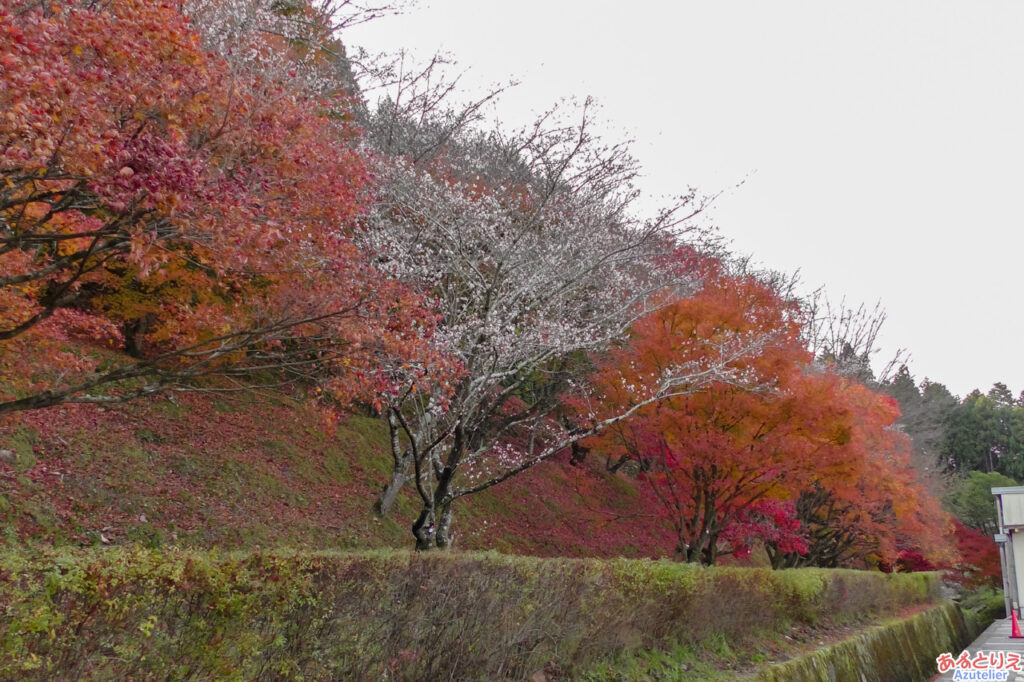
[0,548,943,681]
[755,601,985,682]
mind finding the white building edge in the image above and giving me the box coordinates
[991,486,1024,617]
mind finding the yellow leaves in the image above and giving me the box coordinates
[72,45,83,57]
[23,202,49,219]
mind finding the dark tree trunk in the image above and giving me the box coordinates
[123,314,155,358]
[606,453,630,473]
[569,441,588,466]
[412,507,435,551]
[409,423,464,550]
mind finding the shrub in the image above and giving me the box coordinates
[0,548,942,680]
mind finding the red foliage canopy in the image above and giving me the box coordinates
[585,267,952,566]
[0,0,437,413]
[945,519,1002,589]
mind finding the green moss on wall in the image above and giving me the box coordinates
[755,602,983,682]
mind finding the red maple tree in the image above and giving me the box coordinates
[0,0,436,414]
[585,266,952,566]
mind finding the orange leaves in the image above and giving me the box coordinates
[584,270,820,561]
[583,264,951,566]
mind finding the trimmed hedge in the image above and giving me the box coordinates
[0,548,941,680]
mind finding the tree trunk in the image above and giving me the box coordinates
[677,532,707,563]
[569,441,588,466]
[435,503,453,549]
[376,409,414,516]
[409,424,464,550]
[685,539,706,563]
[766,545,791,570]
[374,463,409,516]
[123,313,155,358]
[703,531,720,565]
[412,507,435,551]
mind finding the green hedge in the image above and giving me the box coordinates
[0,548,942,680]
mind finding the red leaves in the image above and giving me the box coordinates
[719,500,808,560]
[945,520,1002,589]
[1,0,441,413]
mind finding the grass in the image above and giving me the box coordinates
[3,427,37,473]
[0,381,686,559]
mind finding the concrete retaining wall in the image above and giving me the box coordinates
[754,602,985,682]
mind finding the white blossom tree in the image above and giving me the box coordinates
[361,99,767,549]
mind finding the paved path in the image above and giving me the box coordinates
[931,618,1024,681]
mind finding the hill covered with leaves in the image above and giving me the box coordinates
[0,349,674,559]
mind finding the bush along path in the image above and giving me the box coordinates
[0,548,943,681]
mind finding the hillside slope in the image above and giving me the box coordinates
[0,379,676,558]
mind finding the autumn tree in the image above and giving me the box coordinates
[764,379,951,569]
[803,295,956,518]
[0,0,429,414]
[791,296,953,567]
[585,268,846,564]
[587,269,952,566]
[947,520,1003,590]
[360,93,765,549]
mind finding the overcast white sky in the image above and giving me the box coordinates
[344,0,1024,399]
